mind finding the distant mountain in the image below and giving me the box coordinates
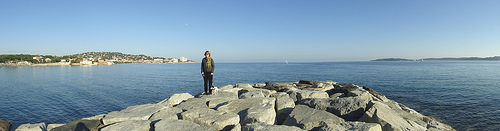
[372,56,500,61]
[371,58,414,61]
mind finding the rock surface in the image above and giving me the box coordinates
[0,119,10,131]
[8,80,456,131]
[283,105,345,130]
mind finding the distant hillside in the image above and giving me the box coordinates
[69,52,165,61]
[372,56,500,61]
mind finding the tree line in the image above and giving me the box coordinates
[0,54,76,63]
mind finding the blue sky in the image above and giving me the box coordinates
[1,0,499,62]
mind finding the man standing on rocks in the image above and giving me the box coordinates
[201,51,215,95]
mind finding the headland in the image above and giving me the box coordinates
[2,80,455,131]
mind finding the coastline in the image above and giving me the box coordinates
[2,80,455,131]
[0,62,199,67]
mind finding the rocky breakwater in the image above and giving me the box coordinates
[8,80,455,131]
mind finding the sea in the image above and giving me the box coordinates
[1,61,499,130]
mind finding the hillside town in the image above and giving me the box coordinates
[0,52,196,66]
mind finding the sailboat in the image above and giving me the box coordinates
[285,60,288,64]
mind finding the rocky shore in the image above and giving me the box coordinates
[3,80,455,131]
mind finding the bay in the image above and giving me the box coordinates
[1,61,499,130]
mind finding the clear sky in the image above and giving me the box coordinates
[1,0,499,62]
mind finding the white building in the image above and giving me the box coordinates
[179,57,187,62]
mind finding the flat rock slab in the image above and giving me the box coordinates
[174,98,208,110]
[360,101,419,131]
[100,120,150,131]
[157,93,194,106]
[319,121,382,131]
[149,106,183,121]
[14,122,46,131]
[102,104,166,125]
[276,93,295,125]
[299,96,369,121]
[242,122,305,131]
[154,119,214,131]
[283,105,344,130]
[50,119,101,131]
[217,97,276,125]
[181,107,240,130]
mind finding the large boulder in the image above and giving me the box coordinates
[13,122,46,131]
[157,93,194,106]
[275,93,295,125]
[283,105,344,130]
[174,98,208,111]
[102,104,167,125]
[239,89,265,99]
[50,119,101,131]
[299,96,370,121]
[235,83,254,89]
[154,119,214,131]
[181,108,239,131]
[263,82,296,91]
[242,122,304,131]
[217,97,276,125]
[46,124,64,131]
[360,101,421,131]
[199,91,239,101]
[100,120,150,131]
[149,106,183,121]
[0,119,10,131]
[328,83,361,95]
[318,121,382,131]
[287,89,329,102]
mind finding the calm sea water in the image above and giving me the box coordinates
[1,61,499,130]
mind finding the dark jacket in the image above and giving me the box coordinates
[201,57,214,73]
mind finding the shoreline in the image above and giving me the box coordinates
[2,80,455,131]
[0,62,199,67]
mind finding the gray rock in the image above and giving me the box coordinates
[328,83,361,95]
[200,91,239,101]
[330,93,344,98]
[300,96,369,121]
[283,105,344,130]
[50,119,102,131]
[217,97,276,125]
[14,122,46,131]
[253,83,267,88]
[154,119,214,131]
[242,122,304,131]
[318,121,382,131]
[244,101,277,125]
[263,82,296,91]
[347,89,373,101]
[236,83,254,89]
[307,83,334,91]
[102,104,167,125]
[359,101,418,131]
[287,90,329,102]
[82,114,105,120]
[149,106,183,121]
[46,124,64,131]
[275,93,295,125]
[239,90,265,99]
[100,120,150,131]
[174,98,208,111]
[220,84,235,90]
[157,93,194,106]
[181,108,240,131]
[207,97,234,109]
